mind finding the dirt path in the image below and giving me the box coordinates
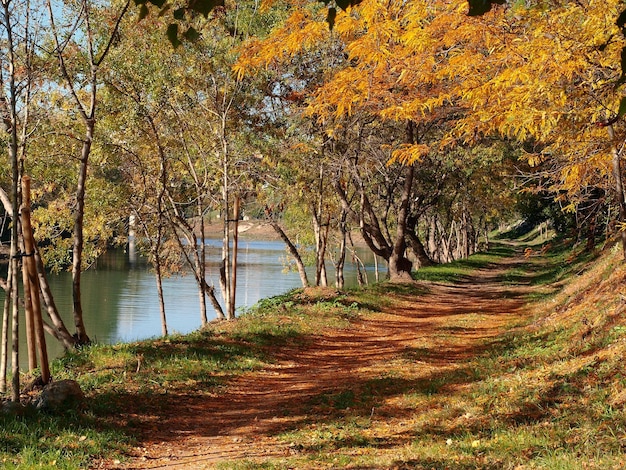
[100,249,533,469]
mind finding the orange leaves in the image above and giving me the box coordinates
[234,7,329,80]
[389,144,430,165]
[236,0,625,210]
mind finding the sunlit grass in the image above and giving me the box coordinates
[4,234,626,469]
[412,247,514,283]
[0,409,130,470]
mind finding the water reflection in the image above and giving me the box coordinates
[3,239,378,366]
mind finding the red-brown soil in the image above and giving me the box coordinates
[95,251,531,469]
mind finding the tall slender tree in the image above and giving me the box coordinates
[45,0,130,343]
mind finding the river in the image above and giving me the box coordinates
[3,238,379,367]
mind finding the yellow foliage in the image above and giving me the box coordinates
[389,144,430,165]
[237,0,626,202]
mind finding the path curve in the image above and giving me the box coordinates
[98,249,531,469]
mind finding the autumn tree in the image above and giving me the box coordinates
[40,0,131,343]
[169,0,288,319]
[101,13,230,326]
[446,1,626,256]
[101,0,286,324]
[236,1,484,280]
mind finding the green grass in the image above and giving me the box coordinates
[3,232,626,469]
[0,283,399,469]
[0,408,129,469]
[412,244,515,283]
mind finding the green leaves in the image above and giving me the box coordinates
[136,0,224,47]
[188,0,224,17]
[618,96,626,118]
[467,0,505,16]
[318,0,363,29]
[166,24,180,48]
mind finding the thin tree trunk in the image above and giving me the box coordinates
[21,242,37,372]
[202,279,225,321]
[442,219,453,263]
[153,161,175,326]
[3,0,21,400]
[71,131,92,344]
[0,262,11,393]
[35,248,75,349]
[10,254,18,402]
[171,218,223,323]
[269,220,309,287]
[313,163,329,287]
[455,218,463,260]
[335,210,347,289]
[347,232,367,286]
[484,220,490,251]
[374,254,379,283]
[196,192,208,324]
[154,253,168,336]
[229,196,240,320]
[221,185,231,318]
[21,176,49,383]
[607,125,626,260]
[462,211,470,259]
[47,0,130,345]
[313,214,330,287]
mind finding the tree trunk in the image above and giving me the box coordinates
[22,242,37,372]
[170,215,224,322]
[221,183,231,318]
[10,251,19,402]
[484,220,490,251]
[47,0,130,346]
[335,210,347,289]
[0,263,11,393]
[154,249,168,337]
[313,163,329,287]
[71,131,92,344]
[313,213,330,287]
[388,123,416,282]
[374,254,380,283]
[196,207,208,324]
[2,0,21,401]
[269,220,309,287]
[348,232,367,286]
[202,279,225,321]
[229,196,240,320]
[608,125,626,260]
[406,215,434,269]
[21,177,50,383]
[334,165,391,261]
[35,248,76,349]
[442,219,453,263]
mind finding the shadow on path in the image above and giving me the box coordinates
[107,246,534,469]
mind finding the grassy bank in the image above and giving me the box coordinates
[1,237,626,469]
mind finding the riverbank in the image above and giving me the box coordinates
[199,217,370,247]
[3,236,626,469]
[201,218,281,240]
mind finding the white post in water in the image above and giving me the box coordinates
[128,214,137,264]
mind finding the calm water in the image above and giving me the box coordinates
[5,238,378,366]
